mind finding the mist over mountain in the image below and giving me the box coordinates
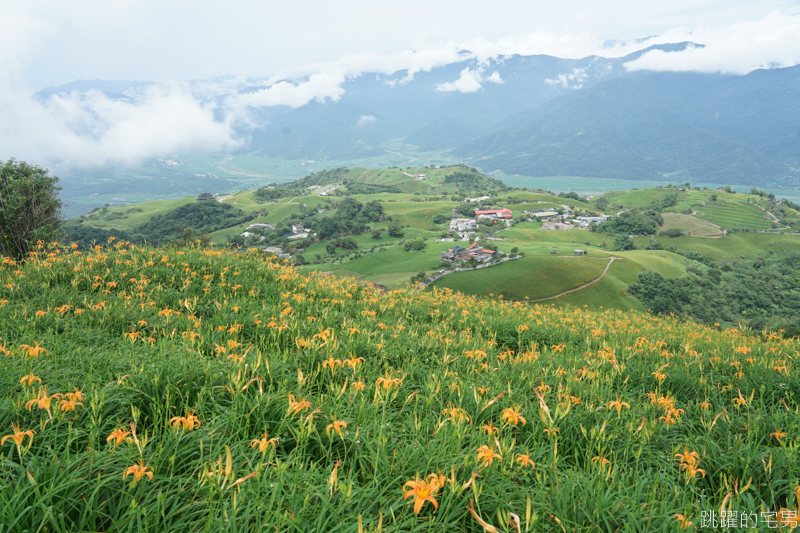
[39,42,800,186]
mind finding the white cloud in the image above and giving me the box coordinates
[356,115,376,127]
[623,11,800,74]
[485,71,504,84]
[237,71,347,109]
[2,4,800,169]
[0,83,239,168]
[544,68,589,89]
[436,67,485,93]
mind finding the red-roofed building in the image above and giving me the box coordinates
[475,208,513,220]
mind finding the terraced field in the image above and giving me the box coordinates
[693,196,773,231]
[659,213,722,237]
[431,255,611,301]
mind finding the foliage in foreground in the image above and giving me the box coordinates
[0,159,64,260]
[1,241,799,532]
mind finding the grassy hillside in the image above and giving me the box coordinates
[1,242,798,531]
[433,249,688,310]
[597,187,796,232]
[659,213,723,237]
[431,256,611,301]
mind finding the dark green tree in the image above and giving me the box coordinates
[387,223,404,238]
[612,235,634,251]
[456,204,475,217]
[0,159,64,260]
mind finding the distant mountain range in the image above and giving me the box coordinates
[40,43,800,186]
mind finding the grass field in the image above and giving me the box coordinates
[307,244,451,287]
[659,213,723,237]
[600,188,776,231]
[692,196,773,231]
[633,232,800,261]
[431,256,611,300]
[432,250,688,310]
[2,243,798,531]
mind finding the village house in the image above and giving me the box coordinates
[575,216,609,224]
[465,196,491,203]
[525,208,559,219]
[475,208,513,220]
[542,221,573,230]
[247,223,273,230]
[449,218,477,232]
[197,193,214,201]
[440,245,469,262]
[264,246,291,259]
[441,243,500,263]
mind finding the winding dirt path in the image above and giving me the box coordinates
[531,257,620,302]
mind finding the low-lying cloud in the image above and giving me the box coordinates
[2,8,799,169]
[436,67,505,93]
[544,68,589,89]
[356,115,376,127]
[624,11,800,74]
[0,83,239,168]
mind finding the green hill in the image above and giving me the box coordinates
[1,243,798,531]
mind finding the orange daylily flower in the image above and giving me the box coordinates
[251,430,279,452]
[476,445,501,467]
[608,399,630,413]
[123,462,154,482]
[18,342,48,357]
[19,374,42,386]
[287,393,311,415]
[2,423,36,449]
[515,454,535,468]
[107,428,132,446]
[501,406,526,427]
[169,410,201,430]
[403,479,439,514]
[25,386,62,414]
[326,419,347,436]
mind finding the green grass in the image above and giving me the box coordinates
[2,243,798,532]
[692,196,773,231]
[432,250,688,310]
[310,243,451,287]
[659,213,723,237]
[633,232,800,261]
[432,255,611,300]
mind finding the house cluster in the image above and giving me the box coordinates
[542,215,611,230]
[264,246,291,259]
[283,224,310,240]
[542,221,573,230]
[449,218,477,232]
[475,208,513,220]
[402,172,427,180]
[574,215,609,225]
[464,196,491,203]
[197,193,215,201]
[241,223,274,240]
[440,243,498,263]
[523,208,559,219]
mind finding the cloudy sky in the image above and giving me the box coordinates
[2,0,800,167]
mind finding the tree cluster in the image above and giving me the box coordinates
[628,251,800,335]
[596,209,664,235]
[0,159,64,260]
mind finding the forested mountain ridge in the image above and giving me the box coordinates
[455,66,800,186]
